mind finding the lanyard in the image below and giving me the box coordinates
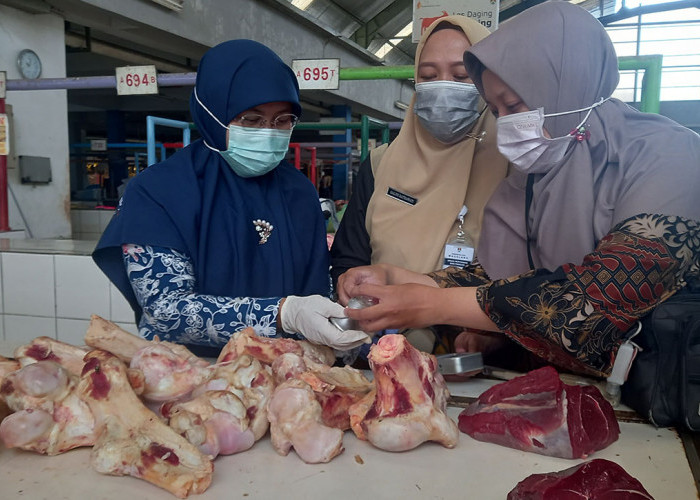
[525,173,535,271]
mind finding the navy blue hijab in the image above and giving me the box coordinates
[93,40,330,324]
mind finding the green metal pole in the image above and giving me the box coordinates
[617,55,663,114]
[339,65,414,81]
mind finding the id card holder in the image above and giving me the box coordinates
[443,238,474,269]
[442,205,474,269]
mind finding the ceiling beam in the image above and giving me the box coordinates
[599,0,700,25]
[351,0,411,48]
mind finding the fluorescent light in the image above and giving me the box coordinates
[291,0,314,10]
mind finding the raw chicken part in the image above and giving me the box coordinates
[272,353,373,430]
[458,366,620,459]
[0,361,95,454]
[162,354,275,457]
[348,334,459,452]
[507,459,654,499]
[267,378,344,463]
[78,349,213,498]
[217,327,334,366]
[14,336,90,377]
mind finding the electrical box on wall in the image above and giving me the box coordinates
[19,156,52,184]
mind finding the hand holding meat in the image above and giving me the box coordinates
[280,295,371,350]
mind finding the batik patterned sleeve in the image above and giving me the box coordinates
[122,244,283,347]
[434,214,700,377]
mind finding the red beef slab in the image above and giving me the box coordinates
[507,459,655,499]
[458,366,620,459]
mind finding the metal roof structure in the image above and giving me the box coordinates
[277,0,622,66]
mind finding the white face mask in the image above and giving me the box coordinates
[414,81,482,144]
[496,98,607,173]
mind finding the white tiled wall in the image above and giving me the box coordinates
[0,251,137,347]
[3,253,55,317]
[71,209,114,241]
[55,255,111,319]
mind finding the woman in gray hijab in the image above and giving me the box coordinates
[335,1,700,378]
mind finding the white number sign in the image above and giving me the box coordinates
[91,139,107,151]
[116,65,158,95]
[291,59,340,90]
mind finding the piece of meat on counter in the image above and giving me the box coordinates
[458,366,619,459]
[349,334,459,452]
[507,458,655,499]
[162,354,276,458]
[85,315,212,402]
[78,349,213,498]
[15,336,90,377]
[271,353,373,430]
[130,343,212,402]
[267,378,344,464]
[0,355,20,421]
[191,354,274,442]
[0,361,95,454]
[217,327,335,366]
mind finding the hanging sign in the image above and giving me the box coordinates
[91,139,107,151]
[291,59,340,90]
[0,71,6,99]
[412,0,499,42]
[116,65,158,95]
[0,114,9,156]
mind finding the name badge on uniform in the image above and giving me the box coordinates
[386,187,417,206]
[443,242,474,269]
[442,205,474,269]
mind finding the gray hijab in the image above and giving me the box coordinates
[465,1,700,280]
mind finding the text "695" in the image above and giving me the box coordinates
[291,59,340,90]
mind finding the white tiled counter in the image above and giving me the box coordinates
[0,237,137,347]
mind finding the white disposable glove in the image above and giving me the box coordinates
[280,295,371,350]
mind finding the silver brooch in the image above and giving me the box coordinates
[253,219,273,245]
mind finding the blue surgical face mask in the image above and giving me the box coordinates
[220,125,292,178]
[414,81,482,144]
[193,87,292,177]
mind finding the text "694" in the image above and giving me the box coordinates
[115,65,159,95]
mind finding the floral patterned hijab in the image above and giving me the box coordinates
[465,1,700,279]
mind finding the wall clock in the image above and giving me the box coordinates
[17,49,42,79]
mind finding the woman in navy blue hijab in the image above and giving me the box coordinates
[93,40,369,354]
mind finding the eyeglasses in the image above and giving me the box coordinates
[233,113,299,130]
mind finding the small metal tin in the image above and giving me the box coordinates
[330,316,359,332]
[329,295,378,332]
[437,352,484,376]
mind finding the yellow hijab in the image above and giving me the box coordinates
[365,15,508,273]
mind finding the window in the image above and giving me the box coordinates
[606,4,700,102]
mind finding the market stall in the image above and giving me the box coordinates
[0,334,696,499]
